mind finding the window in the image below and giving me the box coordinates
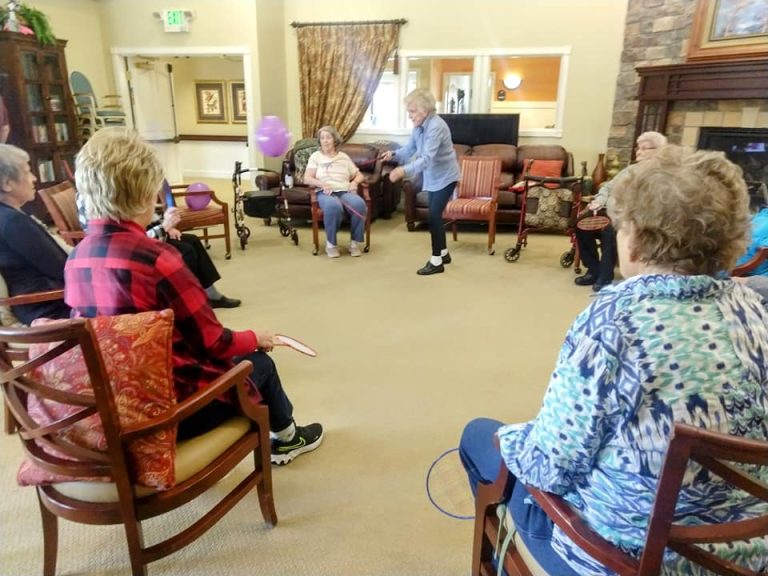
[355,48,570,137]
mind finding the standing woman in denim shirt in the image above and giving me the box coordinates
[383,89,460,276]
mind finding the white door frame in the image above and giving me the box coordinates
[110,45,254,172]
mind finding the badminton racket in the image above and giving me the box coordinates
[274,334,317,357]
[425,448,475,520]
[576,210,611,232]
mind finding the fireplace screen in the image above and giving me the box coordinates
[698,127,768,207]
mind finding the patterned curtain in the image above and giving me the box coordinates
[295,21,403,140]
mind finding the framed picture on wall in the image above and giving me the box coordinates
[195,81,227,123]
[688,0,768,61]
[229,81,246,123]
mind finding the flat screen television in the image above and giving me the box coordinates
[439,114,519,147]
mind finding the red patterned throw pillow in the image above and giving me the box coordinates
[511,159,565,190]
[17,310,177,490]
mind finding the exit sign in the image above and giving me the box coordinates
[163,9,189,33]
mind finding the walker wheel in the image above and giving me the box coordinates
[291,230,299,245]
[279,224,291,237]
[504,247,521,262]
[560,251,574,268]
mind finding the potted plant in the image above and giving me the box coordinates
[0,1,56,45]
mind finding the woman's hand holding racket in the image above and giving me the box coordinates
[255,331,275,352]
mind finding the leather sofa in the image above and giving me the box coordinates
[256,143,385,221]
[403,144,574,230]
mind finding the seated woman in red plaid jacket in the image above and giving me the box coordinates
[65,127,323,464]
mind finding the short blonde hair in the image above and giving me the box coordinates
[316,125,342,147]
[404,89,436,114]
[75,127,163,221]
[608,145,749,275]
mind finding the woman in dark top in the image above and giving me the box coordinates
[0,144,70,323]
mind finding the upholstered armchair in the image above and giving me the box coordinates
[277,143,384,221]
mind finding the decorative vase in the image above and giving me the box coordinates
[592,153,607,190]
[606,155,622,180]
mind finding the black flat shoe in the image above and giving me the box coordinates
[442,253,452,265]
[417,262,445,276]
[592,280,612,292]
[209,296,242,309]
[574,273,597,286]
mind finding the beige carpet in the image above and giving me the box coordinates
[0,206,593,575]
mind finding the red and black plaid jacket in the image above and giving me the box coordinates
[64,219,258,402]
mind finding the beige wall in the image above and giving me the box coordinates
[172,57,246,136]
[32,0,112,100]
[37,0,629,170]
[282,0,629,166]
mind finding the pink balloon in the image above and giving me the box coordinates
[185,182,211,211]
[256,116,291,157]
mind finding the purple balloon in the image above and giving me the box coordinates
[185,182,211,210]
[256,116,291,157]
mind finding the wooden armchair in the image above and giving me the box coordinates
[0,274,65,434]
[731,246,768,277]
[473,423,768,576]
[0,317,276,576]
[166,184,232,259]
[309,183,372,256]
[443,156,502,255]
[37,181,85,247]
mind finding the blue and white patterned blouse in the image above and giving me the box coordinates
[499,274,768,575]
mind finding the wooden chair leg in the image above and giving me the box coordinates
[223,211,232,260]
[4,400,17,434]
[38,490,59,576]
[255,423,277,527]
[452,221,458,241]
[364,211,371,252]
[311,210,320,256]
[122,516,148,576]
[489,216,497,255]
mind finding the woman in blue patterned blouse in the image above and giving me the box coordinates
[460,145,768,575]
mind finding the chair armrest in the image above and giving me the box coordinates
[255,172,280,191]
[0,289,65,308]
[731,247,768,277]
[526,486,639,575]
[357,181,371,202]
[120,360,252,441]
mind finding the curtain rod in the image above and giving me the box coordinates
[291,18,407,28]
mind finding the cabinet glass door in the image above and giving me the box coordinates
[42,53,63,82]
[21,52,39,80]
[26,83,44,112]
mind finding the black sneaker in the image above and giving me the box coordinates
[209,296,242,309]
[271,423,324,465]
[417,261,445,275]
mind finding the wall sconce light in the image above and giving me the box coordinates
[503,74,522,90]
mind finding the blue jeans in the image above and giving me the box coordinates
[427,182,457,256]
[459,418,580,576]
[316,191,367,246]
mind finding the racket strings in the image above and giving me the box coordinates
[426,448,475,520]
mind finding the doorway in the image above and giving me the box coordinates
[111,46,253,182]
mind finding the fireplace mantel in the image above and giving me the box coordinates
[633,59,768,151]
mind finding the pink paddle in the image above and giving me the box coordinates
[274,334,317,357]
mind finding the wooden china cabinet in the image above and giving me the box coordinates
[0,31,79,221]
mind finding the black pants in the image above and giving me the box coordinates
[167,234,221,289]
[575,224,617,283]
[177,351,294,440]
[427,182,457,256]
